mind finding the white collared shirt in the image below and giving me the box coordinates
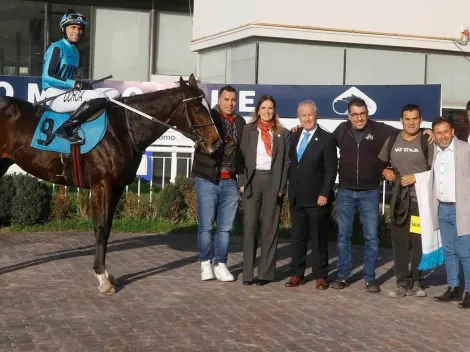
[434,138,456,202]
[296,125,318,153]
[256,128,272,170]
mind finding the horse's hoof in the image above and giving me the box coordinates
[95,272,116,294]
[105,270,119,286]
[99,282,116,294]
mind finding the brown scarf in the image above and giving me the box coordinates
[257,119,275,157]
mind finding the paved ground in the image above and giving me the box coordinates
[1,231,470,352]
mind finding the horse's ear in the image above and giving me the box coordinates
[179,77,186,87]
[188,74,198,89]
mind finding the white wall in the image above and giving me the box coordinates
[192,0,470,53]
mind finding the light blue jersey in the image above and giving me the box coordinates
[42,38,79,90]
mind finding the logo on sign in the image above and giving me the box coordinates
[332,87,377,116]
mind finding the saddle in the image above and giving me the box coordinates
[31,108,108,155]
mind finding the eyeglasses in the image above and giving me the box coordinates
[350,112,367,119]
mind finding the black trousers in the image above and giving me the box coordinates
[290,205,329,279]
[391,199,423,288]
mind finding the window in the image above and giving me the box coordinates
[93,8,150,81]
[155,12,196,76]
[0,1,44,76]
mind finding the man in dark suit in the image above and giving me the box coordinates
[285,100,338,290]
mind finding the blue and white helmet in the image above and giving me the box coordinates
[60,9,88,29]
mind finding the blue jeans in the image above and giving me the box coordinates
[336,188,380,282]
[438,203,470,291]
[195,176,239,264]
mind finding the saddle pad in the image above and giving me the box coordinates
[31,110,107,154]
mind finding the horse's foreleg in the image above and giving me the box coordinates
[91,182,123,294]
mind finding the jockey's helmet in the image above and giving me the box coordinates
[60,9,88,30]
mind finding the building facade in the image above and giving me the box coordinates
[192,0,470,116]
[0,0,196,82]
[2,0,470,183]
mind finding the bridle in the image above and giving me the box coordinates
[180,95,217,142]
[113,94,217,144]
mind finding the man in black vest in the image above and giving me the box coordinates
[285,100,337,290]
[192,85,246,282]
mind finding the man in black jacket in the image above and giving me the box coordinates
[285,101,337,290]
[192,85,246,282]
[330,98,434,293]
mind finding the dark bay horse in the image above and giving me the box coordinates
[0,74,221,294]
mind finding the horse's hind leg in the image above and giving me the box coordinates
[90,181,124,294]
[0,158,14,177]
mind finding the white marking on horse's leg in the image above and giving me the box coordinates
[105,270,119,286]
[94,272,115,294]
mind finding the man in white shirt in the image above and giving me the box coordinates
[431,117,470,309]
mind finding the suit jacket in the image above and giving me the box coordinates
[288,126,338,208]
[429,138,470,236]
[239,122,290,197]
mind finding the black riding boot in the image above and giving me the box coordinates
[54,98,107,144]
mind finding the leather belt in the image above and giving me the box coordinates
[439,201,456,206]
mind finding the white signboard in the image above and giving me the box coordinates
[154,128,195,147]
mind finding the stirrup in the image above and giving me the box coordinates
[54,126,83,145]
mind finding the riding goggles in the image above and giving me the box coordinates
[60,14,88,28]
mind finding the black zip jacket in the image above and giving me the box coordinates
[334,120,399,190]
[191,108,246,184]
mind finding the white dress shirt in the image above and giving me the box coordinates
[434,138,456,202]
[296,125,318,153]
[256,128,272,170]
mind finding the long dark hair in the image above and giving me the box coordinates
[252,95,281,134]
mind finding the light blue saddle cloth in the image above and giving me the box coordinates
[31,110,107,154]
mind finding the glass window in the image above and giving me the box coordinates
[93,8,150,81]
[199,48,227,83]
[50,4,91,79]
[0,1,44,76]
[427,54,470,108]
[345,48,425,85]
[155,12,197,76]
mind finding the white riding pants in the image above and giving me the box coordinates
[45,87,120,113]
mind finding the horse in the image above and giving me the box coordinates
[0,74,222,294]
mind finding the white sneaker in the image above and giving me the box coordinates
[201,260,215,281]
[213,263,235,282]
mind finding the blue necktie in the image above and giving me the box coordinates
[297,131,311,162]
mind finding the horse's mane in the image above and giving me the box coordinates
[117,85,184,105]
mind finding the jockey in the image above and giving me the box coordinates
[42,9,119,144]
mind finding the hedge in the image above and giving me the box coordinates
[11,174,51,226]
[0,174,15,225]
